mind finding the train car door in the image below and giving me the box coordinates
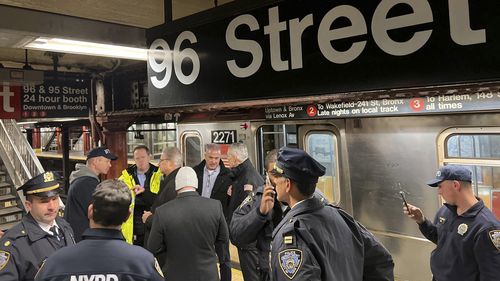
[180,131,203,167]
[254,121,352,211]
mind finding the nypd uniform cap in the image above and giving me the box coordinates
[87,146,117,160]
[427,165,472,187]
[272,147,325,184]
[17,171,62,197]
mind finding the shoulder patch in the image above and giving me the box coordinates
[489,230,500,251]
[154,258,164,278]
[239,194,253,209]
[279,249,302,279]
[0,250,10,271]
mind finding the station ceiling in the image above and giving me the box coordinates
[0,0,233,72]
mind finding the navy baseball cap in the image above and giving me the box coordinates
[427,165,472,187]
[87,146,117,161]
[272,147,325,184]
[18,171,62,197]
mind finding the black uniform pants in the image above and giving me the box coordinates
[238,248,260,281]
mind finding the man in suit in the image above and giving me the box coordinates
[193,143,232,281]
[147,167,229,281]
[194,143,232,218]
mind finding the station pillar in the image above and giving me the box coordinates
[97,116,133,179]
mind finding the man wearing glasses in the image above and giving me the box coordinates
[142,147,182,247]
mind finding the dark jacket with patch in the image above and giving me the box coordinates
[0,214,75,281]
[271,197,364,281]
[193,159,232,219]
[227,159,264,224]
[418,200,500,281]
[230,185,285,281]
[34,229,164,281]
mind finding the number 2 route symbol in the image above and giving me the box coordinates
[307,105,318,117]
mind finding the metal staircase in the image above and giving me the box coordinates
[0,119,45,231]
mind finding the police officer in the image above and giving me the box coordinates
[404,165,500,281]
[35,179,164,281]
[230,149,283,281]
[0,171,75,281]
[234,147,394,281]
[269,147,364,281]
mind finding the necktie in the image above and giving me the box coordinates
[49,226,63,241]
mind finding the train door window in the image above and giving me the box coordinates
[439,129,500,220]
[182,132,202,167]
[305,131,340,205]
[257,124,297,175]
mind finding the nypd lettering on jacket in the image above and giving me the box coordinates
[70,274,117,281]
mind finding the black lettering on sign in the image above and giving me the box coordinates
[211,130,236,144]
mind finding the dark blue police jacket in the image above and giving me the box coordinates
[34,228,164,281]
[419,199,500,281]
[271,197,365,281]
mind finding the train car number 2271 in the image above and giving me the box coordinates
[211,130,236,144]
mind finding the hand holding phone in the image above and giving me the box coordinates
[265,173,272,187]
[399,191,409,211]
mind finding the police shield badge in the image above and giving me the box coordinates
[279,249,302,279]
[0,250,10,271]
[489,230,500,251]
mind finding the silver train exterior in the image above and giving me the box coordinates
[176,112,500,281]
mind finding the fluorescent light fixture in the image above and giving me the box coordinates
[25,37,148,61]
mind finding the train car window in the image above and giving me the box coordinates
[447,134,500,159]
[441,130,500,220]
[182,133,202,167]
[127,123,177,160]
[305,131,340,205]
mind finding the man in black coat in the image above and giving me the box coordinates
[194,143,232,218]
[142,147,182,247]
[226,142,264,281]
[147,167,229,281]
[193,143,233,281]
[35,179,164,281]
[0,172,75,281]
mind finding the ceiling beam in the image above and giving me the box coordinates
[0,4,146,48]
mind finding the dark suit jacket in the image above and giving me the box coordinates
[193,160,232,218]
[147,191,229,281]
[144,167,180,247]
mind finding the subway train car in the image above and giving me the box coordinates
[144,1,500,280]
[175,95,500,281]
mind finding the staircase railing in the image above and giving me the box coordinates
[0,119,44,207]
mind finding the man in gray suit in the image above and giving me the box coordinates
[147,167,229,281]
